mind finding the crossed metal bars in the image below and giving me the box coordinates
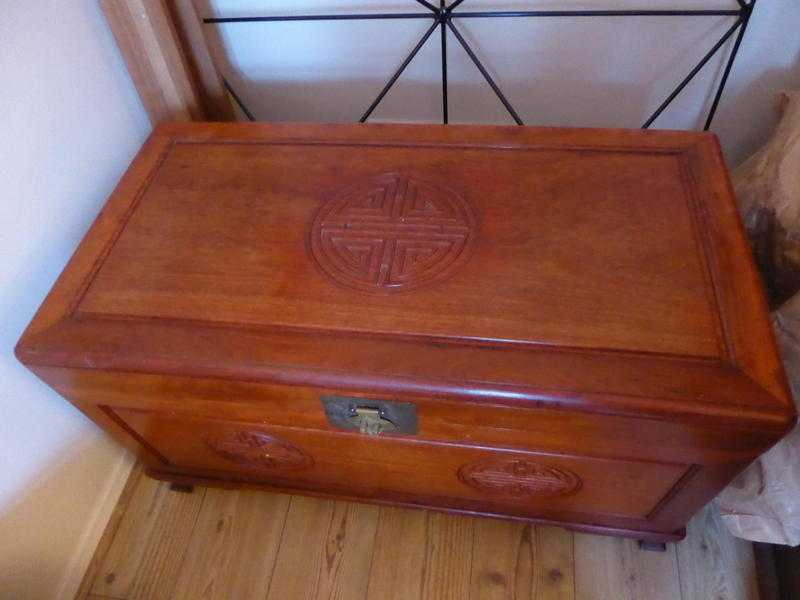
[204,1,756,130]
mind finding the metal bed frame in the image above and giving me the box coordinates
[204,1,757,130]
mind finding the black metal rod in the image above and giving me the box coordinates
[412,0,440,14]
[704,1,755,130]
[453,9,742,18]
[208,2,755,133]
[223,78,256,121]
[360,20,440,122]
[204,8,743,25]
[447,20,523,125]
[440,7,449,124]
[642,18,742,129]
[204,13,434,24]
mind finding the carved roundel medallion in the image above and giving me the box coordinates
[309,173,477,293]
[458,458,582,498]
[204,429,313,470]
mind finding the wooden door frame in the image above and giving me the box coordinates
[101,0,234,124]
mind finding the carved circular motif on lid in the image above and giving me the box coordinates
[458,459,582,498]
[309,172,477,293]
[204,429,313,470]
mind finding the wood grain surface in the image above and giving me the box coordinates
[170,488,290,599]
[76,467,759,600]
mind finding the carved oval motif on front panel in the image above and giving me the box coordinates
[458,458,582,498]
[203,429,313,470]
[309,172,477,293]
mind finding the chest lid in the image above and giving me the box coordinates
[16,122,793,429]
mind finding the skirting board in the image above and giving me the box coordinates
[56,447,134,600]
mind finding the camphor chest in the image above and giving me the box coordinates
[16,122,796,542]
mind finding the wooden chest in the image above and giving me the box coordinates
[17,122,796,543]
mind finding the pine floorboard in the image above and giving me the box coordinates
[76,467,759,600]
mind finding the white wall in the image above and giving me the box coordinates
[206,0,800,164]
[0,2,150,599]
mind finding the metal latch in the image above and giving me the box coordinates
[348,407,397,435]
[321,395,418,436]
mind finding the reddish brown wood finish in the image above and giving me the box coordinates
[16,122,796,543]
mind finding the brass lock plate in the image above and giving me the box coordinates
[321,395,418,436]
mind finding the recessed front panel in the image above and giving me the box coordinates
[110,406,689,521]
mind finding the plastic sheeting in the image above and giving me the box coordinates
[717,297,800,545]
[716,91,800,546]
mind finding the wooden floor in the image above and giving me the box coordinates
[76,464,760,600]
